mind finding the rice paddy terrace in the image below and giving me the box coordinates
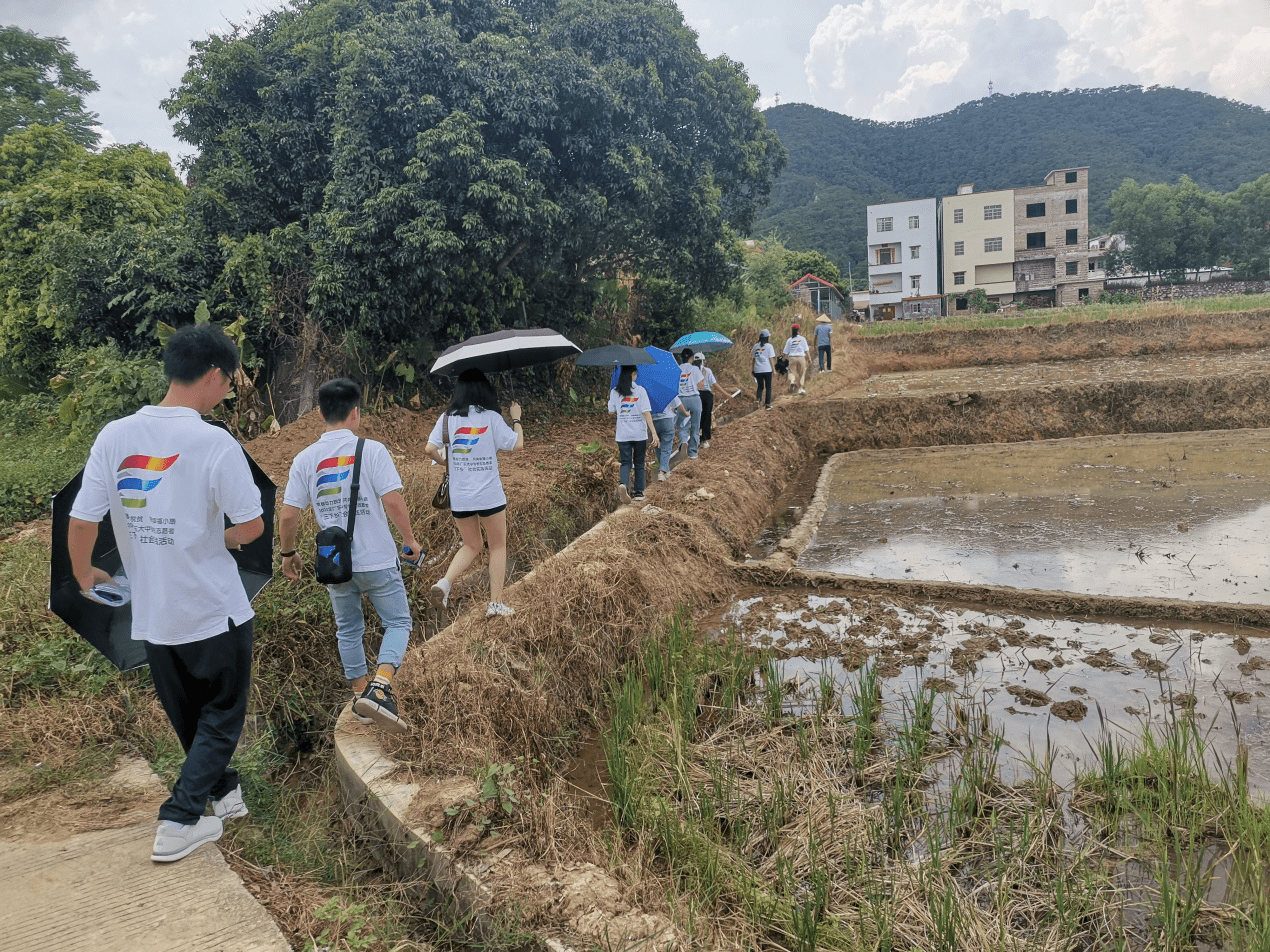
[340,305,1270,951]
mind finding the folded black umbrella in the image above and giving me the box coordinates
[49,421,276,671]
[575,344,657,367]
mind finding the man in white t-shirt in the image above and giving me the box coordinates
[68,324,264,864]
[280,379,422,734]
[782,323,810,394]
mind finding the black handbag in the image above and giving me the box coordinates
[431,415,451,510]
[775,355,790,376]
[314,437,364,584]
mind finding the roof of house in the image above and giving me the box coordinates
[786,273,846,295]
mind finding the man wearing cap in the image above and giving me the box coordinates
[782,323,810,394]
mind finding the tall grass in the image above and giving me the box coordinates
[600,613,1270,950]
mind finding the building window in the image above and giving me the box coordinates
[1026,231,1046,249]
[953,208,964,224]
[1066,228,1078,245]
[953,271,966,286]
[1026,202,1046,218]
[908,215,920,228]
[984,204,1002,220]
[1066,199,1078,214]
[877,217,893,232]
[955,297,968,310]
[911,276,921,292]
[912,303,922,315]
[1066,260,1079,276]
[1078,287,1089,299]
[984,237,1002,252]
[954,241,964,256]
[1065,171,1078,183]
[910,245,920,259]
[877,248,894,265]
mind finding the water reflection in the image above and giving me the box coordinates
[801,489,1270,605]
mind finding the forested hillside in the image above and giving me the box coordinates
[757,86,1270,277]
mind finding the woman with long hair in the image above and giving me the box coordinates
[608,365,659,503]
[674,347,704,459]
[752,329,775,410]
[424,369,523,617]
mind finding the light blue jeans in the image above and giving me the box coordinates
[652,416,677,472]
[326,566,412,680]
[676,394,703,457]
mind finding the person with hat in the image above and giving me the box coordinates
[674,347,705,460]
[692,352,717,448]
[783,323,810,394]
[752,329,775,410]
[814,314,834,372]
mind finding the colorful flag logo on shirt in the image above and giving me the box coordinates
[115,454,179,508]
[316,454,356,498]
[619,396,640,413]
[452,426,488,455]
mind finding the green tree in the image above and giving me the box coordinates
[0,127,185,385]
[0,26,100,147]
[164,0,785,367]
[783,249,842,287]
[1109,179,1180,278]
[1227,174,1270,278]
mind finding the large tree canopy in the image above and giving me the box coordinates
[0,26,100,147]
[164,0,785,358]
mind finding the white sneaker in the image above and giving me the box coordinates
[151,815,223,863]
[701,441,710,449]
[799,388,806,395]
[617,485,631,505]
[656,471,668,482]
[210,784,248,822]
[486,601,514,617]
[430,577,451,609]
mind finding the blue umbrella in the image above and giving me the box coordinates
[669,331,733,353]
[610,347,681,413]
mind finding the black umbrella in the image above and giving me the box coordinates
[49,421,276,671]
[575,344,657,367]
[430,327,581,377]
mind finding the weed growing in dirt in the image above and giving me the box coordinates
[601,612,1270,950]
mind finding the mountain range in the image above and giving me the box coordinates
[753,86,1270,281]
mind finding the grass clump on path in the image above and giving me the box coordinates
[601,611,1270,951]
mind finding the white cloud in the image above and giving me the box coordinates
[803,0,1270,120]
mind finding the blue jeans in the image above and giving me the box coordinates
[653,416,676,472]
[676,394,703,457]
[327,566,412,680]
[618,440,647,494]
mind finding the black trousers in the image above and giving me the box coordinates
[699,389,715,439]
[146,618,253,824]
[754,372,772,407]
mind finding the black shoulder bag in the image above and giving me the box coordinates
[315,437,364,584]
[431,416,451,510]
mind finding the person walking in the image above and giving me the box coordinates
[607,365,659,503]
[752,329,775,410]
[783,323,810,394]
[68,323,264,864]
[650,393,689,482]
[814,314,833,372]
[694,352,717,448]
[674,347,704,459]
[425,369,523,618]
[279,378,422,733]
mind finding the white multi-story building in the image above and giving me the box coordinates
[866,197,940,320]
[940,184,1016,306]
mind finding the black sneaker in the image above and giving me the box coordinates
[352,682,408,734]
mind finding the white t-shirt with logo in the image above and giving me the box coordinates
[752,342,775,373]
[427,406,519,512]
[783,334,810,357]
[283,430,403,574]
[608,384,653,441]
[677,362,704,397]
[70,405,264,646]
[651,395,683,421]
[698,367,717,391]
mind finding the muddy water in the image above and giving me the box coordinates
[800,430,1270,604]
[703,591,1270,794]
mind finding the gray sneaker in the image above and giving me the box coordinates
[151,815,223,863]
[210,785,248,822]
[429,577,450,610]
[617,485,631,505]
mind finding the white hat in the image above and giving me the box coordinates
[693,351,705,362]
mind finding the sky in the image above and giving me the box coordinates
[3,0,1268,164]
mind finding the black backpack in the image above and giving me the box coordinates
[314,438,364,585]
